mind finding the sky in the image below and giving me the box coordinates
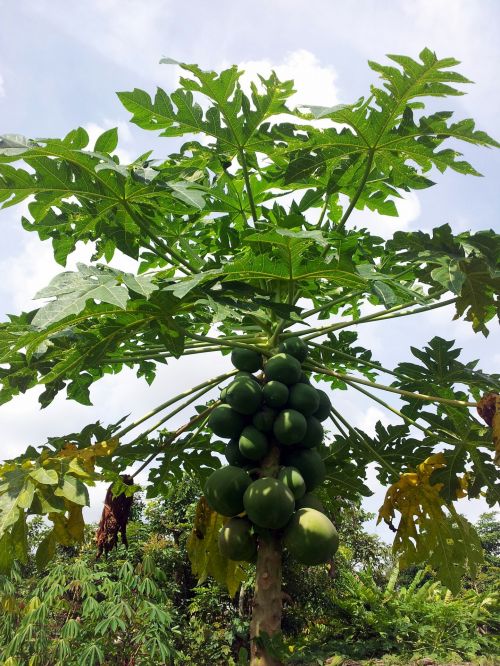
[0,0,499,542]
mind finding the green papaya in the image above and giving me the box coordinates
[296,492,325,513]
[204,466,251,516]
[231,348,263,373]
[301,416,324,448]
[282,448,326,491]
[273,409,307,446]
[224,439,252,467]
[252,407,276,433]
[226,379,262,415]
[279,336,308,362]
[288,383,320,416]
[218,517,257,562]
[278,466,306,500]
[243,477,295,529]
[208,404,246,439]
[263,353,302,385]
[314,389,331,422]
[239,426,269,461]
[262,381,289,408]
[284,508,339,565]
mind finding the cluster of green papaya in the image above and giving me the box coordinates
[204,338,339,567]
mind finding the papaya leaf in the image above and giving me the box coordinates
[186,497,250,597]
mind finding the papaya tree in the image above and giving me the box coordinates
[0,48,499,665]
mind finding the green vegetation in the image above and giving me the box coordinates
[0,478,497,665]
[0,47,499,664]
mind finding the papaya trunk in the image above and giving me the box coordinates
[249,531,283,666]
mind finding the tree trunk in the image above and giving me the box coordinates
[250,531,283,665]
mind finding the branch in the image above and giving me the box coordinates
[131,402,217,479]
[115,369,236,441]
[329,405,399,477]
[123,201,198,274]
[238,149,258,224]
[286,295,455,341]
[306,361,478,408]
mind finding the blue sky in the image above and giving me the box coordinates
[0,0,498,539]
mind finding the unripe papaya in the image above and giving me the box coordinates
[224,439,252,467]
[204,466,251,516]
[282,448,326,491]
[301,416,324,449]
[278,466,306,499]
[284,508,339,565]
[239,426,269,461]
[208,405,246,439]
[252,407,276,433]
[288,383,320,416]
[296,492,325,513]
[314,389,332,422]
[273,409,307,446]
[226,379,262,415]
[279,336,308,362]
[231,348,263,373]
[218,517,257,562]
[264,353,302,385]
[243,478,295,529]
[262,381,289,408]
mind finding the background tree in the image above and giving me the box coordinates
[0,48,499,665]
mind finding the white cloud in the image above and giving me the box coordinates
[25,0,178,85]
[0,72,5,97]
[238,49,339,109]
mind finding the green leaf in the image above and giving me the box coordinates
[36,531,56,569]
[29,467,59,485]
[94,127,119,153]
[54,474,89,506]
[186,497,250,597]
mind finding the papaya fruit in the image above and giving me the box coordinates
[226,379,262,415]
[239,426,269,461]
[224,439,252,467]
[273,409,307,446]
[218,517,257,562]
[234,371,259,384]
[208,404,246,439]
[301,416,324,448]
[282,448,326,491]
[262,380,289,408]
[284,508,339,565]
[288,383,320,416]
[296,492,325,513]
[278,466,306,500]
[204,465,251,516]
[279,336,308,362]
[231,348,262,373]
[313,389,331,422]
[252,407,276,433]
[243,477,295,529]
[263,353,302,385]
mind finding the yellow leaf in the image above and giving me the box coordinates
[56,437,119,473]
[378,453,447,563]
[186,497,250,597]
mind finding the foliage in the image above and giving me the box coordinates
[281,566,499,664]
[0,46,499,664]
[0,476,497,665]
